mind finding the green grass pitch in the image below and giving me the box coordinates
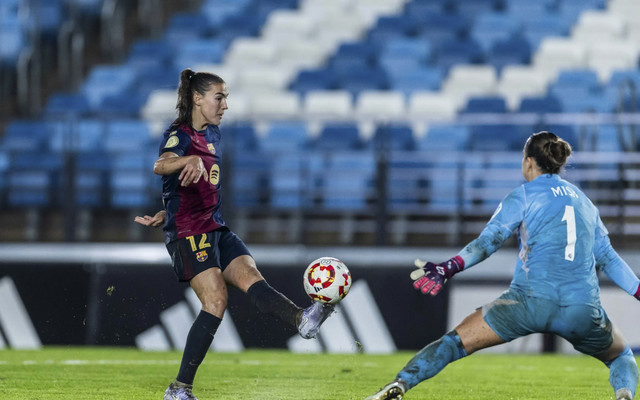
[0,347,628,399]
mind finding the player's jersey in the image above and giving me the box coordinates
[159,122,225,244]
[459,174,607,306]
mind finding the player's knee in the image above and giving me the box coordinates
[200,293,228,316]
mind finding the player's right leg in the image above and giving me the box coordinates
[165,238,228,400]
[595,325,637,400]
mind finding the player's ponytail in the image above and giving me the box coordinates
[173,68,226,127]
[525,131,572,174]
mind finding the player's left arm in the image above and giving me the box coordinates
[134,210,166,227]
[412,187,525,296]
[595,233,640,300]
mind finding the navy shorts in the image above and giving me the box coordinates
[482,288,613,356]
[166,228,251,282]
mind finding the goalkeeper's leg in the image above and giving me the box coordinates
[605,345,638,400]
[396,308,504,390]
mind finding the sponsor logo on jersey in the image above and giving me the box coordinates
[165,136,179,148]
[209,164,220,185]
[196,250,208,262]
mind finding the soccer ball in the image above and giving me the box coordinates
[303,256,352,304]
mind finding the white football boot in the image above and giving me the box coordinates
[297,301,335,339]
[365,380,407,400]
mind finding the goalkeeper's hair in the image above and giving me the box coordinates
[524,131,572,174]
[173,68,225,127]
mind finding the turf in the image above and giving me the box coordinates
[0,347,627,399]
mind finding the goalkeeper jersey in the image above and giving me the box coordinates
[459,174,605,306]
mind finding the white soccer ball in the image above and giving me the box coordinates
[303,256,352,304]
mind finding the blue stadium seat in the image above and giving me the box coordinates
[386,66,443,95]
[521,14,571,50]
[74,151,110,207]
[48,119,104,152]
[433,39,484,71]
[269,153,321,209]
[381,37,432,64]
[321,152,375,210]
[543,125,578,150]
[313,123,364,150]
[414,12,469,44]
[367,15,419,44]
[81,65,137,112]
[104,120,152,153]
[7,152,63,207]
[43,92,91,117]
[462,96,508,113]
[164,12,213,46]
[451,0,502,17]
[289,69,338,95]
[557,0,606,25]
[259,121,309,152]
[470,12,523,52]
[223,123,258,152]
[485,36,531,70]
[373,124,416,151]
[172,38,226,71]
[504,0,554,19]
[2,120,53,151]
[469,124,531,151]
[336,66,389,97]
[231,152,269,207]
[417,125,470,151]
[0,15,25,66]
[518,95,563,113]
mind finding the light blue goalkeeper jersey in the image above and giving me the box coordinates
[459,174,605,306]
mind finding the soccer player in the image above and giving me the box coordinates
[135,69,334,400]
[366,131,640,400]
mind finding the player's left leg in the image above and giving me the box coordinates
[220,229,335,338]
[366,309,505,400]
[596,326,638,400]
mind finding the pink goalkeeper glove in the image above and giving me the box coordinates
[411,256,465,296]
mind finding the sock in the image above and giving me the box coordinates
[247,280,302,327]
[605,345,638,397]
[176,310,221,385]
[396,330,468,390]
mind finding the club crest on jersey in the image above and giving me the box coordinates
[196,251,208,262]
[207,143,216,154]
[165,136,179,148]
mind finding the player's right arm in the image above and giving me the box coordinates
[153,152,206,186]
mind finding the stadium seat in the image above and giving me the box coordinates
[289,68,338,95]
[335,66,389,97]
[222,123,259,152]
[587,41,640,82]
[48,119,103,152]
[442,65,498,108]
[43,92,91,117]
[373,123,416,151]
[485,36,531,71]
[518,95,563,113]
[468,124,530,151]
[172,38,226,71]
[81,64,137,112]
[248,91,301,119]
[497,65,549,110]
[417,124,469,151]
[268,153,321,209]
[470,12,523,53]
[354,91,406,120]
[312,122,364,150]
[407,92,458,122]
[521,14,572,51]
[386,66,444,96]
[259,121,309,152]
[321,151,376,210]
[1,120,53,151]
[261,9,317,42]
[433,39,485,72]
[231,152,269,207]
[224,38,278,66]
[414,12,469,44]
[104,120,152,153]
[462,96,508,114]
[303,90,353,120]
[532,38,588,80]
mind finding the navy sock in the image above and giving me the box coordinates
[396,330,468,390]
[247,280,302,327]
[176,310,221,385]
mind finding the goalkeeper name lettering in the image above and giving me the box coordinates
[550,185,579,198]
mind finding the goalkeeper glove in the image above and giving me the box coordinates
[411,256,465,296]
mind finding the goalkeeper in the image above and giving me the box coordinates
[367,131,640,400]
